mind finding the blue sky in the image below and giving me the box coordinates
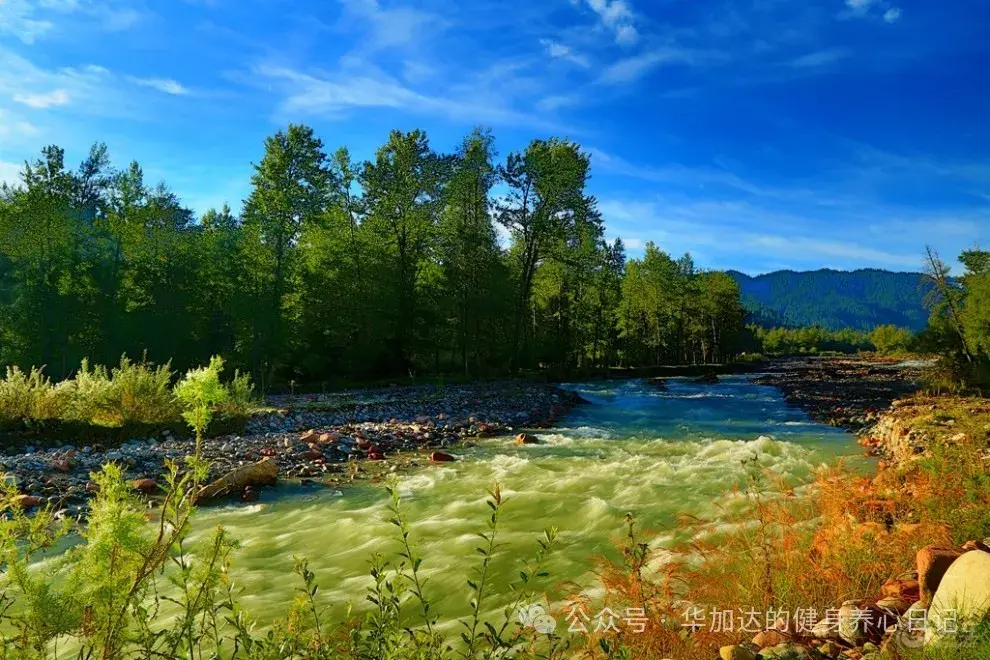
[0,0,987,274]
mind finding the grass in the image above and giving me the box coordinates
[581,394,990,659]
[0,355,256,443]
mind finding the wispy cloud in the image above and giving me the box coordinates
[571,0,638,45]
[843,0,902,23]
[790,48,849,68]
[539,39,590,67]
[254,61,568,131]
[13,89,70,108]
[0,0,145,42]
[883,8,901,23]
[598,48,713,84]
[129,77,191,95]
[338,0,445,50]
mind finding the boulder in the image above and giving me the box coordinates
[917,545,964,605]
[927,550,990,644]
[515,433,539,445]
[197,457,278,502]
[885,601,926,652]
[430,452,456,462]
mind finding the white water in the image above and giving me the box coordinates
[185,376,861,628]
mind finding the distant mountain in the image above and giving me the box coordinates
[728,268,929,331]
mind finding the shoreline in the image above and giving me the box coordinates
[1,382,586,518]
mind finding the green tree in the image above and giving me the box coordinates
[243,124,330,386]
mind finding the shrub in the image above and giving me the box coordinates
[0,366,66,424]
[174,356,230,455]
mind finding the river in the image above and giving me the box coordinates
[182,375,862,633]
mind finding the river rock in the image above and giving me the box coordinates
[917,545,964,605]
[752,630,788,647]
[132,478,157,494]
[927,550,990,644]
[515,433,539,445]
[197,457,278,502]
[837,600,868,645]
[430,451,455,462]
[12,494,41,510]
[757,643,811,660]
[719,645,755,660]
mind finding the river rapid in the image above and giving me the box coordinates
[181,375,862,631]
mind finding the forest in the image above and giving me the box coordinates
[0,126,747,388]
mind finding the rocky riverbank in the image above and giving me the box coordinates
[715,369,990,660]
[1,382,586,518]
[752,356,929,433]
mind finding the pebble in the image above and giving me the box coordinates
[0,382,584,508]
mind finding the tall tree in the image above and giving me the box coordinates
[243,124,330,385]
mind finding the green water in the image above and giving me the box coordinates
[185,376,860,628]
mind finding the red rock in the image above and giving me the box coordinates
[85,481,100,493]
[300,429,317,443]
[430,451,456,462]
[13,495,41,510]
[51,459,72,473]
[132,478,157,494]
[367,452,385,461]
[298,449,323,460]
[880,575,920,601]
[515,433,539,445]
[241,487,259,502]
[917,545,965,605]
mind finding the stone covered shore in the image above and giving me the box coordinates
[1,382,586,518]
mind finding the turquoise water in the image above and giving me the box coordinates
[185,376,859,628]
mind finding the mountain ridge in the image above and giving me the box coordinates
[727,268,929,331]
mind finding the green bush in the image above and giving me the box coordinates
[0,355,256,441]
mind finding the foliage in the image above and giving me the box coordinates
[0,465,567,659]
[731,268,929,332]
[617,244,745,366]
[0,130,751,390]
[0,356,253,438]
[745,324,874,356]
[870,324,915,355]
[173,355,230,454]
[921,248,990,389]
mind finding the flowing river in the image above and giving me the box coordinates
[183,375,863,631]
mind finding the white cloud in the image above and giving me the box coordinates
[883,8,901,23]
[790,49,849,68]
[13,89,70,108]
[845,0,876,12]
[0,0,143,42]
[129,77,191,95]
[598,48,709,84]
[0,161,23,188]
[539,39,590,67]
[338,0,444,50]
[255,61,568,131]
[573,0,638,45]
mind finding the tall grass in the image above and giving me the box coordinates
[0,355,255,438]
[588,397,990,658]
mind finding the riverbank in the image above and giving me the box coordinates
[621,360,990,660]
[752,355,928,433]
[1,382,585,518]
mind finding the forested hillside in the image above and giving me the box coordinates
[0,127,746,386]
[730,268,927,331]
